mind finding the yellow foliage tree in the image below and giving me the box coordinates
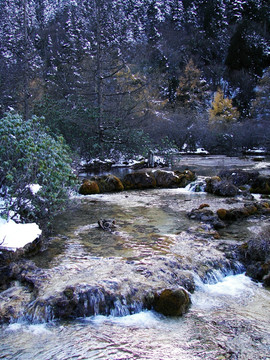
[209,88,240,125]
[176,59,209,110]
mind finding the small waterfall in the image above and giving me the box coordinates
[201,261,245,285]
[18,285,146,323]
[185,178,206,192]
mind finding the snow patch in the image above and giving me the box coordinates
[0,218,41,252]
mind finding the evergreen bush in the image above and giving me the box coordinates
[0,112,76,226]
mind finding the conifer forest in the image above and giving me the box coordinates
[1,0,270,158]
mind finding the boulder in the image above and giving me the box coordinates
[174,169,196,187]
[217,204,258,221]
[238,226,270,286]
[94,174,124,192]
[218,169,259,187]
[205,177,239,197]
[123,171,157,190]
[152,169,182,188]
[153,288,191,316]
[187,207,225,230]
[79,179,100,195]
[250,175,270,195]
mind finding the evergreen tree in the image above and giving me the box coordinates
[251,67,270,122]
[0,0,43,119]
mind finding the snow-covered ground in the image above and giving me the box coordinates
[0,218,41,252]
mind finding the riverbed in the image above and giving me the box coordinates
[0,156,270,359]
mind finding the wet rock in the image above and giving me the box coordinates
[217,204,258,221]
[79,179,100,195]
[131,160,148,170]
[0,284,33,323]
[98,219,117,231]
[153,288,191,316]
[174,169,196,187]
[152,169,182,188]
[92,174,124,192]
[218,169,259,187]
[205,177,239,197]
[250,175,270,195]
[238,226,270,286]
[187,207,225,230]
[123,171,157,190]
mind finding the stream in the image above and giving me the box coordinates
[1,156,270,359]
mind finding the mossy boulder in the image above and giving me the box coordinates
[79,179,100,195]
[174,170,196,187]
[217,208,227,220]
[123,171,157,190]
[152,169,182,187]
[94,174,124,192]
[153,288,191,316]
[250,175,270,195]
[217,204,258,221]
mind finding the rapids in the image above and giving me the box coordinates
[1,155,270,359]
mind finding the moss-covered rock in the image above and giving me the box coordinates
[151,169,181,187]
[95,174,124,192]
[153,288,191,316]
[250,175,270,195]
[123,171,157,190]
[79,179,100,195]
[217,204,258,221]
[174,169,196,187]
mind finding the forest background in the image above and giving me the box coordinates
[1,0,270,160]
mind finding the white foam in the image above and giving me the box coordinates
[89,311,161,328]
[203,273,254,296]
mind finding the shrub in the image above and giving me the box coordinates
[0,112,76,226]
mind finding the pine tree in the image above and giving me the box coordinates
[209,88,240,125]
[0,0,43,119]
[251,67,270,121]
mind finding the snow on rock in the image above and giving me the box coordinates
[0,218,42,252]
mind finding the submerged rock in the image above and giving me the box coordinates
[153,288,191,316]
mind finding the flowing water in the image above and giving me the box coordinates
[1,156,270,359]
